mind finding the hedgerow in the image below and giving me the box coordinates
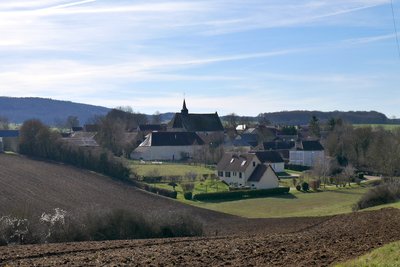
[193,187,290,201]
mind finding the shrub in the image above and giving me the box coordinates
[301,182,309,191]
[183,192,193,200]
[193,187,290,201]
[131,181,177,199]
[296,185,301,191]
[309,180,321,191]
[353,182,400,210]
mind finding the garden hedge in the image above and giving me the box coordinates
[193,187,290,201]
[132,181,177,199]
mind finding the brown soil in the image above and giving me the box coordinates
[1,154,400,266]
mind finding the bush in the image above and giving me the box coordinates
[131,181,177,199]
[0,209,203,246]
[193,187,290,201]
[353,182,400,210]
[301,182,309,191]
[183,192,193,200]
[309,180,321,191]
[284,164,310,172]
[296,185,301,191]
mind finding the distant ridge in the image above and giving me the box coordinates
[0,97,397,126]
[253,110,395,125]
[0,97,110,125]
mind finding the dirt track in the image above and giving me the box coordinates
[1,208,400,266]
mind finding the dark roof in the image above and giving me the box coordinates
[169,113,224,132]
[146,132,205,146]
[253,151,284,163]
[0,130,19,138]
[217,153,257,172]
[138,124,166,132]
[72,126,83,132]
[247,164,268,182]
[84,124,99,132]
[301,140,324,151]
[263,141,295,150]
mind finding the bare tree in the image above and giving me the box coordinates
[312,157,334,188]
[152,111,162,124]
[0,116,9,130]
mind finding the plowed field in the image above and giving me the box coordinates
[1,154,400,266]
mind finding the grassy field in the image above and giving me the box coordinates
[335,241,400,267]
[129,161,215,177]
[353,124,400,130]
[189,186,370,218]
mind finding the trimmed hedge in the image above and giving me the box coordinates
[183,192,193,200]
[132,181,177,199]
[193,187,290,201]
[284,164,310,172]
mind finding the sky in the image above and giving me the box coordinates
[0,0,400,117]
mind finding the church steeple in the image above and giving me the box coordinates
[181,99,189,115]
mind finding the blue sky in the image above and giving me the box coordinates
[0,0,399,117]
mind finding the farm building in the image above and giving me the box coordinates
[216,152,279,189]
[130,131,205,161]
[289,140,324,167]
[0,130,19,153]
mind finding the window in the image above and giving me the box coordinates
[239,172,242,178]
[233,172,237,176]
[241,160,246,166]
[253,162,256,167]
[225,171,231,177]
[218,171,224,177]
[230,158,235,164]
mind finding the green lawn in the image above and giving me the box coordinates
[129,161,215,177]
[335,241,400,267]
[189,186,369,218]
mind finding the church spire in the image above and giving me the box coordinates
[181,99,189,115]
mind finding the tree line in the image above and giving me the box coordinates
[19,119,130,181]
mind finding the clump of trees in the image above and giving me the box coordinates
[95,108,148,157]
[19,119,130,181]
[325,123,400,176]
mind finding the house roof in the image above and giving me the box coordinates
[141,131,205,147]
[263,141,295,150]
[217,153,256,172]
[247,164,268,182]
[0,130,19,138]
[253,151,284,163]
[170,113,224,132]
[138,124,166,132]
[301,140,324,151]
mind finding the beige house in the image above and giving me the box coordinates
[216,153,279,189]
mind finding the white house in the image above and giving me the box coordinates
[289,140,324,167]
[216,153,279,189]
[130,131,205,161]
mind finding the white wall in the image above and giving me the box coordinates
[131,145,203,161]
[270,162,285,173]
[246,166,279,189]
[289,151,324,167]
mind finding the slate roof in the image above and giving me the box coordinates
[301,140,324,151]
[0,130,19,138]
[263,141,295,150]
[247,164,268,182]
[170,113,224,132]
[216,153,256,172]
[141,132,205,147]
[253,151,284,163]
[138,124,166,132]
